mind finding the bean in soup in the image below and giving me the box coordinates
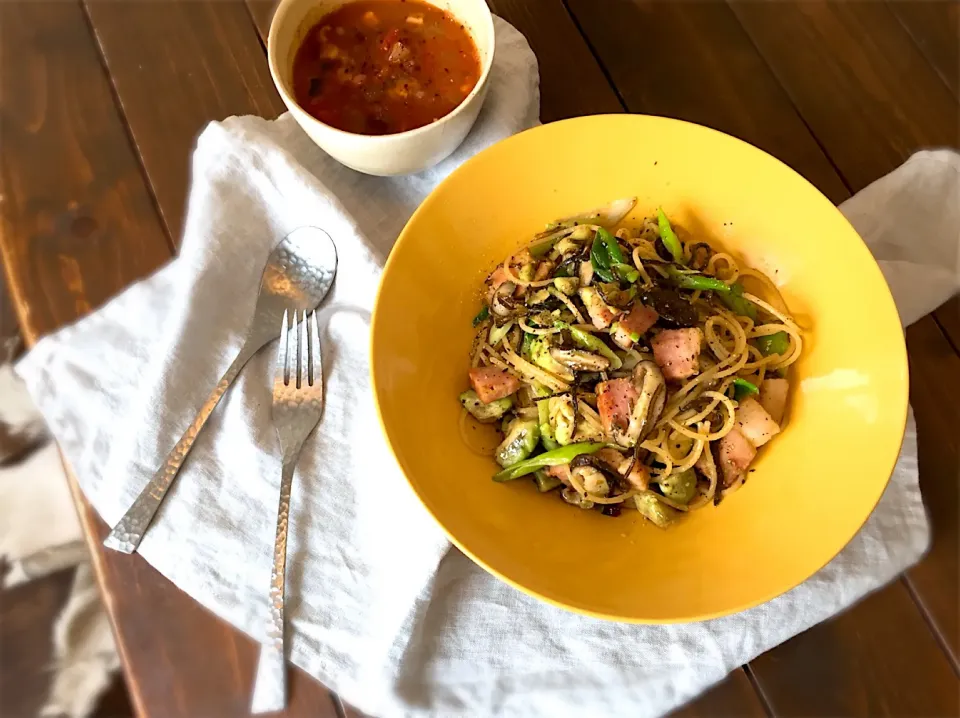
[292,0,481,135]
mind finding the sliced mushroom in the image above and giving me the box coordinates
[570,453,626,491]
[549,348,611,372]
[524,288,553,307]
[573,465,610,496]
[595,282,637,309]
[688,242,713,271]
[614,360,666,447]
[491,282,520,318]
[578,258,594,287]
[545,197,638,231]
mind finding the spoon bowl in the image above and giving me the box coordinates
[249,227,339,345]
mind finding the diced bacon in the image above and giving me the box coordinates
[488,266,511,290]
[758,378,789,425]
[545,463,572,486]
[619,303,659,336]
[651,328,703,381]
[468,367,520,404]
[624,463,650,492]
[596,447,649,491]
[596,378,638,435]
[579,287,620,329]
[718,427,756,487]
[735,396,781,448]
[612,303,660,348]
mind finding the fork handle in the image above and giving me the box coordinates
[251,457,297,712]
[103,347,256,553]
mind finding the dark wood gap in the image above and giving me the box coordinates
[557,0,630,112]
[903,575,960,678]
[244,0,270,52]
[741,663,775,718]
[78,0,178,253]
[331,690,348,718]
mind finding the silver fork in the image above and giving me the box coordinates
[251,309,325,714]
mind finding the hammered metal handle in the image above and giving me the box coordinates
[103,349,254,553]
[250,458,295,714]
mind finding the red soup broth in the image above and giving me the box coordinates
[291,0,481,135]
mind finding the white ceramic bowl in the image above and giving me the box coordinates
[268,0,495,176]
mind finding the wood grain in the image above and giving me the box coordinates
[246,0,278,42]
[84,0,285,239]
[566,0,849,204]
[567,0,960,707]
[937,296,960,354]
[485,0,622,122]
[0,568,77,718]
[749,579,959,716]
[887,0,960,98]
[903,316,960,663]
[0,0,173,339]
[1,1,338,716]
[669,669,767,718]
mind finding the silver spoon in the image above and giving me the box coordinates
[104,227,338,554]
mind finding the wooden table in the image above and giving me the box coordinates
[1,1,958,715]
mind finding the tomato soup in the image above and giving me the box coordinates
[292,0,481,135]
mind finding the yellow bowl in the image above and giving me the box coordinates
[371,115,908,622]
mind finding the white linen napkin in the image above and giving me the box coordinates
[15,14,959,716]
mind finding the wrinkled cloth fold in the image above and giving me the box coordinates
[16,15,958,716]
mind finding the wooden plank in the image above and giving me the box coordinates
[727,1,958,192]
[84,0,285,238]
[0,569,77,718]
[484,0,622,122]
[669,670,767,718]
[903,316,960,663]
[727,0,960,665]
[566,0,849,204]
[938,296,960,353]
[246,0,277,43]
[887,0,960,98]
[566,0,960,708]
[0,1,173,337]
[0,248,21,359]
[749,579,959,716]
[0,1,339,716]
[69,474,341,718]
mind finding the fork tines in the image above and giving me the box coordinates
[276,309,321,388]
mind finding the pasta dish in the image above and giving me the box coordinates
[458,198,802,528]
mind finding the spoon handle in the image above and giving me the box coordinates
[103,346,255,553]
